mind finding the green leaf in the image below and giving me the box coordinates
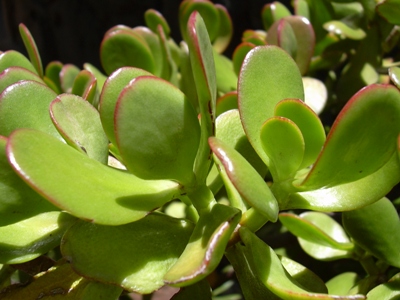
[212,4,233,53]
[60,64,80,93]
[342,197,400,268]
[239,227,365,299]
[7,129,181,225]
[302,77,328,115]
[0,66,44,94]
[326,272,360,296]
[367,273,400,299]
[267,19,298,61]
[323,21,366,40]
[274,98,326,169]
[62,213,194,294]
[100,27,155,75]
[389,66,400,89]
[301,84,400,189]
[44,61,63,93]
[164,204,241,286]
[0,211,76,264]
[98,66,153,147]
[376,0,400,25]
[280,212,353,260]
[260,117,305,181]
[71,70,97,103]
[238,45,304,166]
[261,2,292,31]
[232,42,255,76]
[0,262,123,299]
[18,23,43,78]
[187,11,217,184]
[50,94,109,164]
[115,76,200,185]
[213,50,237,94]
[0,80,61,139]
[0,50,37,75]
[144,9,171,37]
[216,91,238,116]
[303,0,335,42]
[0,136,58,226]
[209,137,278,222]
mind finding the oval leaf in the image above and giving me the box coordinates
[0,66,44,94]
[115,76,200,185]
[7,128,181,225]
[71,70,97,103]
[18,23,43,77]
[0,50,37,75]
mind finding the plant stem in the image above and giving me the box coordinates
[187,184,217,216]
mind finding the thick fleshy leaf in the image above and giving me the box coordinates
[156,24,178,84]
[342,197,400,268]
[302,77,328,115]
[145,9,171,37]
[209,137,278,221]
[238,45,304,166]
[232,42,255,76]
[212,4,233,53]
[50,94,109,164]
[0,80,61,139]
[288,151,400,211]
[214,50,237,94]
[71,70,97,103]
[367,273,400,299]
[389,66,400,89]
[7,129,181,225]
[0,50,37,75]
[376,0,400,25]
[260,117,304,181]
[0,136,58,226]
[62,213,193,294]
[303,0,335,42]
[301,84,400,189]
[239,227,365,299]
[261,2,292,31]
[241,30,267,45]
[323,21,366,40]
[100,28,155,75]
[0,263,123,299]
[115,76,200,185]
[18,23,43,78]
[44,61,63,93]
[0,66,44,94]
[60,64,80,93]
[99,67,153,146]
[83,63,107,93]
[326,272,360,296]
[274,98,326,169]
[279,212,353,260]
[164,204,241,286]
[0,211,76,264]
[267,19,298,60]
[187,11,217,184]
[216,91,238,116]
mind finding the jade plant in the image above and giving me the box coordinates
[1,0,400,299]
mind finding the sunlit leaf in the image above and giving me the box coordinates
[0,50,37,75]
[0,66,44,94]
[18,23,43,78]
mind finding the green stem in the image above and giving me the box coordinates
[359,254,380,276]
[240,208,269,233]
[187,184,217,216]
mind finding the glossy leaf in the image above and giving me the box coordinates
[60,64,80,93]
[212,4,233,53]
[280,212,353,260]
[0,211,75,264]
[216,91,238,116]
[267,19,298,61]
[274,98,326,169]
[0,66,44,94]
[238,45,304,166]
[44,61,63,93]
[0,50,37,75]
[115,76,200,185]
[145,9,171,37]
[0,263,123,299]
[367,273,400,299]
[7,129,181,225]
[342,198,400,268]
[261,2,292,31]
[62,213,193,294]
[164,204,241,286]
[50,94,109,164]
[83,63,107,93]
[71,70,97,103]
[323,21,366,40]
[389,66,400,89]
[187,11,217,184]
[18,23,43,78]
[214,50,237,94]
[326,272,360,296]
[232,42,255,76]
[288,151,400,211]
[100,28,155,75]
[0,136,59,226]
[302,77,328,115]
[260,117,304,181]
[239,227,365,299]
[376,0,400,25]
[303,0,335,42]
[99,67,153,146]
[0,80,61,139]
[209,136,278,221]
[301,84,400,189]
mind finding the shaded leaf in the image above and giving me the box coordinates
[323,21,366,40]
[60,64,80,93]
[18,23,43,78]
[376,0,400,25]
[367,272,400,299]
[0,50,37,75]
[212,4,233,53]
[389,66,400,89]
[71,70,97,103]
[145,9,171,37]
[326,272,360,296]
[0,66,44,94]
[261,2,292,31]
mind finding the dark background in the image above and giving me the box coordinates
[0,0,291,70]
